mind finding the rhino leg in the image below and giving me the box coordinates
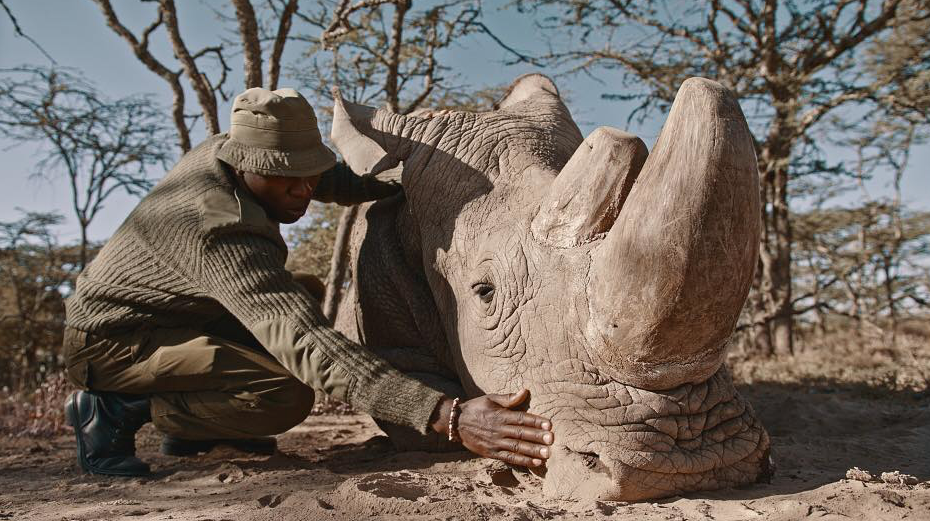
[332,196,464,450]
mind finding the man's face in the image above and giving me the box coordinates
[240,171,321,224]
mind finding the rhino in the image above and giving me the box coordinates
[326,73,772,501]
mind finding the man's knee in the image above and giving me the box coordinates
[252,379,315,435]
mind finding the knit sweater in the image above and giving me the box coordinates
[65,134,444,433]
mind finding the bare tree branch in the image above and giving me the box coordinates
[266,0,299,90]
[0,0,56,63]
[232,0,264,88]
[90,0,192,152]
[0,67,174,269]
[159,0,220,135]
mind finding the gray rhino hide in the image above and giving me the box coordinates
[328,74,772,501]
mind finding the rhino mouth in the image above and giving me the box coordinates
[535,366,771,501]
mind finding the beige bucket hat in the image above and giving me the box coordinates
[216,87,337,178]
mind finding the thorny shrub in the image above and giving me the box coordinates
[0,371,72,437]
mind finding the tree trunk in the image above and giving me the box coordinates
[769,162,793,355]
[384,0,410,113]
[323,205,360,322]
[750,258,774,356]
[756,109,796,357]
[19,340,36,391]
[232,0,263,89]
[160,0,220,135]
[79,224,89,272]
[266,0,298,90]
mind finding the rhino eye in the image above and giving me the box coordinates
[473,282,495,304]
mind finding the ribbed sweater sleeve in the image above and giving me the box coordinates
[313,162,402,205]
[199,228,444,433]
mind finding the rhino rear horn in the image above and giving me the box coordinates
[496,73,561,110]
[588,77,761,390]
[531,127,647,247]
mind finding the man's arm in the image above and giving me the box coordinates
[199,228,443,433]
[312,161,401,205]
[198,224,554,467]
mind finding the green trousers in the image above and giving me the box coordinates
[64,319,314,439]
[64,274,325,440]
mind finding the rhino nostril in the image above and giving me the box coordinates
[559,447,610,477]
[580,451,600,469]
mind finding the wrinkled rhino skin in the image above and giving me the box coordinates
[328,73,772,501]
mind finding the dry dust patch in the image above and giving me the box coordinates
[1,382,928,520]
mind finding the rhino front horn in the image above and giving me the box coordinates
[531,127,647,247]
[588,77,761,390]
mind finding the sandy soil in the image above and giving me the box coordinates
[1,378,928,521]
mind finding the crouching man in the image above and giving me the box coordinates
[63,87,553,476]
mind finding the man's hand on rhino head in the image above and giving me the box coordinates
[430,389,554,467]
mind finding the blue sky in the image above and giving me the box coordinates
[1,1,926,244]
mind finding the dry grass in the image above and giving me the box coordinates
[729,328,930,397]
[0,372,73,437]
[0,374,356,439]
[310,395,355,415]
[4,328,925,438]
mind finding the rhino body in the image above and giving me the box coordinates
[328,74,772,501]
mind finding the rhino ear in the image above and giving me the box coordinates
[495,73,561,110]
[330,87,400,175]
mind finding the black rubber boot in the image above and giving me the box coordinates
[161,436,277,457]
[64,390,152,477]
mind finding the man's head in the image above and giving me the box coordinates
[237,170,321,224]
[216,87,335,223]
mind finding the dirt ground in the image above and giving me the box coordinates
[2,356,929,521]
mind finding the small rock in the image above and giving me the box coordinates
[256,494,284,508]
[877,489,906,507]
[487,467,519,488]
[594,501,619,515]
[100,499,141,506]
[880,471,919,486]
[845,467,874,482]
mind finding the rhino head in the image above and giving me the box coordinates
[329,74,771,501]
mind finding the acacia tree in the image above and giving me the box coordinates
[514,0,930,355]
[91,0,300,153]
[790,2,930,347]
[0,67,173,269]
[285,0,498,319]
[792,202,930,344]
[293,0,494,113]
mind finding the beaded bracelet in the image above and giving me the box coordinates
[447,397,461,443]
